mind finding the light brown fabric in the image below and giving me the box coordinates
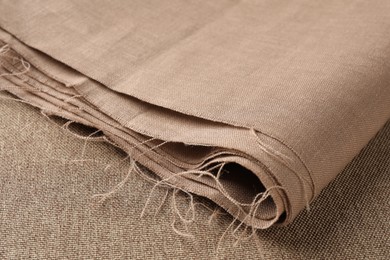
[1,97,389,259]
[0,0,390,230]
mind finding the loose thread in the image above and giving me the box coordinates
[0,57,31,77]
[0,44,10,55]
[61,121,104,141]
[250,128,313,210]
[91,138,167,204]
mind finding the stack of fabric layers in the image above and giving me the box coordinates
[1,0,389,230]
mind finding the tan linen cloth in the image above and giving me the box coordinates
[0,0,390,229]
[1,97,389,259]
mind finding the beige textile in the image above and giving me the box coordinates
[0,97,389,259]
[0,0,390,230]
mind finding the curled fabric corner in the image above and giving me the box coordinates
[0,0,390,231]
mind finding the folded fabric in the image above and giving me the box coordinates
[0,0,389,229]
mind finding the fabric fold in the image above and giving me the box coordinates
[1,0,389,229]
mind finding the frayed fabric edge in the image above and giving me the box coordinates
[0,41,313,240]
